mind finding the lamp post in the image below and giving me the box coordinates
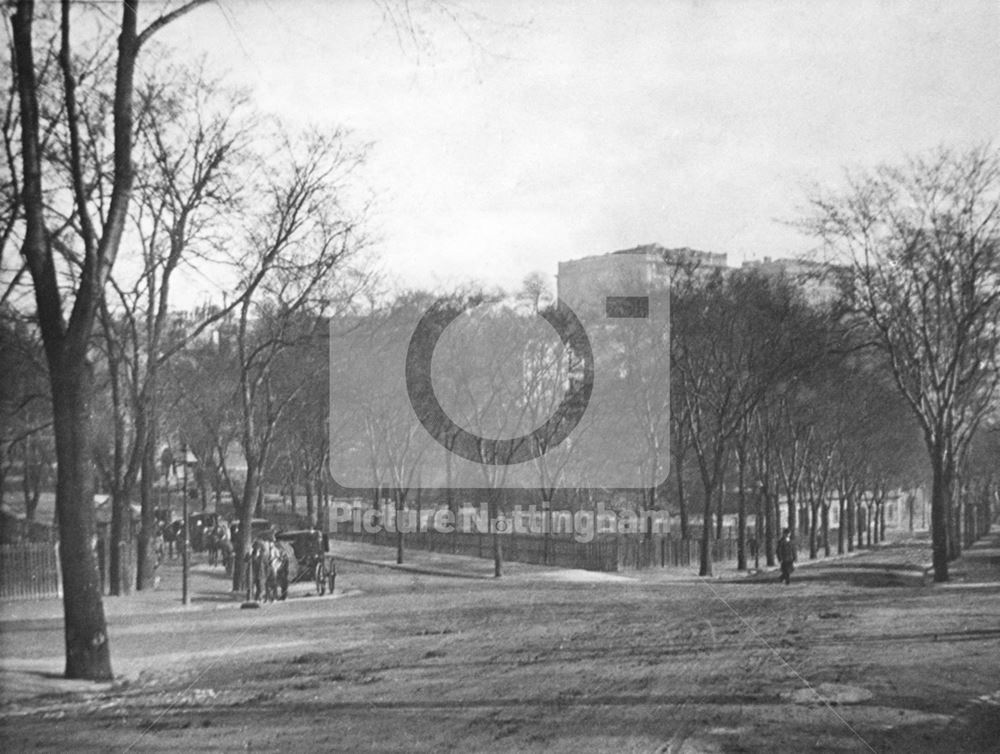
[182,441,190,606]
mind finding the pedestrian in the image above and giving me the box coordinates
[777,528,796,584]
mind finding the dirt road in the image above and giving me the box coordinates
[2,537,999,752]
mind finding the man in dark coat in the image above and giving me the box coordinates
[777,528,796,584]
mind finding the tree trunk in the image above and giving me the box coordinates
[254,484,264,518]
[318,474,329,529]
[26,470,43,523]
[23,442,42,522]
[715,483,724,541]
[102,318,146,593]
[822,503,830,557]
[929,451,951,580]
[949,495,962,560]
[786,495,796,539]
[233,462,260,593]
[764,486,775,566]
[415,486,423,533]
[809,502,819,559]
[136,423,157,590]
[837,498,845,554]
[489,487,503,577]
[857,504,864,549]
[444,450,455,517]
[109,486,128,596]
[395,491,405,565]
[847,492,855,552]
[736,455,747,571]
[676,463,689,540]
[305,480,315,527]
[51,359,113,680]
[541,498,551,565]
[108,484,132,596]
[699,486,713,577]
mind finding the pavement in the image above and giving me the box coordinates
[1,529,987,625]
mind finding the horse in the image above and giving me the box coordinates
[207,521,231,567]
[219,534,235,575]
[158,519,184,559]
[250,538,290,602]
[274,541,295,600]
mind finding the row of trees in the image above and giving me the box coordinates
[7,240,995,581]
[320,148,1000,584]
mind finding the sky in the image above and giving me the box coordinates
[155,0,1000,296]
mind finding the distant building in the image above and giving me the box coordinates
[617,243,728,272]
[558,244,842,308]
[557,243,728,313]
[557,247,671,313]
[741,256,841,305]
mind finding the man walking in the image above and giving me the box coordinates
[777,528,796,584]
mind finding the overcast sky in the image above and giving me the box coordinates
[158,0,1000,295]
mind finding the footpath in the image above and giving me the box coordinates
[3,531,996,625]
[308,529,1000,588]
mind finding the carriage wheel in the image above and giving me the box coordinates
[315,561,327,596]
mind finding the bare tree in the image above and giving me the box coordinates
[270,347,330,527]
[7,0,207,680]
[226,131,370,592]
[333,293,432,563]
[806,145,1000,581]
[98,65,251,593]
[161,318,242,510]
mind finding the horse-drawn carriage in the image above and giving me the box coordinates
[274,529,336,596]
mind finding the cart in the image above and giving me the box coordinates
[274,530,336,595]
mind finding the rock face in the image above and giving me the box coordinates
[782,683,874,705]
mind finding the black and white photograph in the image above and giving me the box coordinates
[2,1,999,751]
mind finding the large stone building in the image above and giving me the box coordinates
[555,243,727,313]
[558,243,839,307]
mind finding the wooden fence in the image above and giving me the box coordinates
[0,542,62,601]
[328,527,738,573]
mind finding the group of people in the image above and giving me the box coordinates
[152,518,235,573]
